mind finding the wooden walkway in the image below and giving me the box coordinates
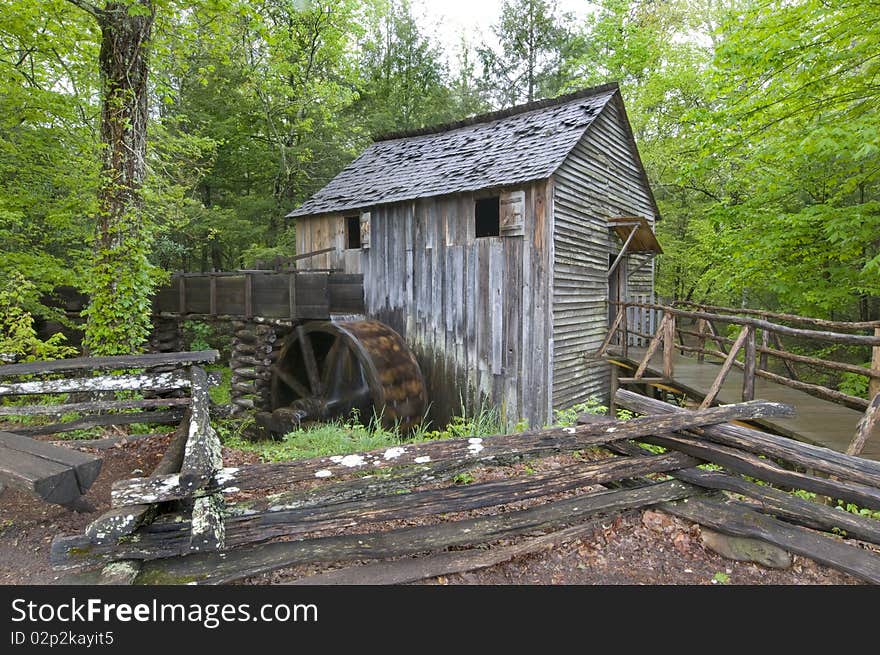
[611,349,880,461]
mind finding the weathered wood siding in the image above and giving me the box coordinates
[551,97,657,410]
[295,213,363,273]
[295,181,553,427]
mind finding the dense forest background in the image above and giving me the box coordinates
[1,0,878,352]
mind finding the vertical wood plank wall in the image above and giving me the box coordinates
[295,213,363,273]
[296,181,553,428]
[551,98,657,410]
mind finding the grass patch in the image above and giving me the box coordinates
[207,365,231,405]
[224,417,406,462]
[221,405,510,463]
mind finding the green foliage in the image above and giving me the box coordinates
[221,403,507,463]
[353,0,458,135]
[636,442,666,455]
[222,414,405,462]
[452,472,475,485]
[675,0,880,317]
[478,0,575,106]
[414,405,504,441]
[0,273,77,362]
[552,396,633,426]
[711,571,730,585]
[181,319,234,359]
[553,397,608,427]
[836,500,880,522]
[82,236,159,356]
[838,368,870,399]
[207,364,231,406]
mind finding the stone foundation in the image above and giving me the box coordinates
[229,321,291,416]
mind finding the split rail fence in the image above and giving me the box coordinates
[46,385,880,585]
[0,351,219,514]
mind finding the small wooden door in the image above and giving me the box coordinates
[607,252,627,327]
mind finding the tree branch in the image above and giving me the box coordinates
[64,0,102,20]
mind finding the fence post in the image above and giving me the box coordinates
[244,273,253,320]
[759,323,770,371]
[609,363,618,418]
[177,276,186,315]
[742,325,756,401]
[697,319,706,363]
[209,274,217,316]
[871,327,880,400]
[663,311,675,380]
[288,272,297,320]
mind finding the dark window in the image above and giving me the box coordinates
[345,215,361,249]
[475,197,500,238]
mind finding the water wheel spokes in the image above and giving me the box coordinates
[269,320,426,433]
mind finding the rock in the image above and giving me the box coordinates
[642,509,676,534]
[701,528,792,569]
[672,532,692,554]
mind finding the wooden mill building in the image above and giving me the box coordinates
[288,82,663,427]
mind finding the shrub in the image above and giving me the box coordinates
[0,273,77,363]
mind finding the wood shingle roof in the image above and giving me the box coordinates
[287,83,620,218]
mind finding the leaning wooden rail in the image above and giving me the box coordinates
[672,300,880,331]
[609,300,880,347]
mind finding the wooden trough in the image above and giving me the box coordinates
[45,384,880,585]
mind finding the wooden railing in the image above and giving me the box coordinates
[598,300,880,414]
[47,394,880,585]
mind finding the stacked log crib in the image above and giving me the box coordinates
[229,320,290,416]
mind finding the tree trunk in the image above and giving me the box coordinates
[97,2,153,250]
[79,0,156,355]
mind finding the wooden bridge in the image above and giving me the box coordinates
[597,301,880,461]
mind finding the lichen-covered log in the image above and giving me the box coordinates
[0,371,191,396]
[111,400,794,506]
[614,389,880,488]
[133,480,696,584]
[181,366,224,551]
[640,431,880,510]
[53,451,695,566]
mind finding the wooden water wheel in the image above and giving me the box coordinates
[263,320,426,435]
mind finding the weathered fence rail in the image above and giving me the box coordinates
[0,350,221,583]
[46,388,880,586]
